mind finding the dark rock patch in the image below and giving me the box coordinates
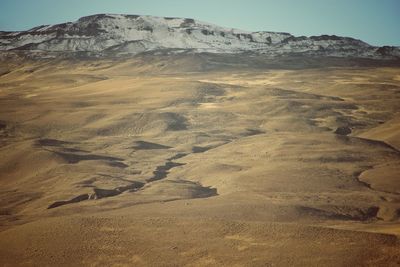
[201,29,214,36]
[61,147,87,153]
[0,69,10,77]
[168,153,188,161]
[125,15,140,19]
[92,188,120,199]
[192,146,212,153]
[48,194,90,209]
[54,151,124,164]
[148,162,186,182]
[132,141,172,150]
[165,113,188,131]
[180,18,195,27]
[92,181,145,199]
[164,17,179,20]
[117,181,145,192]
[334,126,352,136]
[242,128,265,137]
[376,46,398,56]
[0,121,6,130]
[49,181,145,208]
[107,161,129,168]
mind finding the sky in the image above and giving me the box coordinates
[0,0,399,46]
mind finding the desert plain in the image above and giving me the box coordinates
[0,54,400,266]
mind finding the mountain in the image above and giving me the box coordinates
[1,14,399,59]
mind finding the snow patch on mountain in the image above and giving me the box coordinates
[0,14,399,59]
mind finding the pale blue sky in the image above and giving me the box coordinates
[0,0,399,46]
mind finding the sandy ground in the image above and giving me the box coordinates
[0,57,400,266]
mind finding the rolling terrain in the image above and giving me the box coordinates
[1,13,400,267]
[0,54,399,266]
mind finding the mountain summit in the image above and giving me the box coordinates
[1,14,399,59]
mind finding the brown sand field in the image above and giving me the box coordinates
[0,56,400,266]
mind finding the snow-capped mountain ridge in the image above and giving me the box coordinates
[1,14,399,59]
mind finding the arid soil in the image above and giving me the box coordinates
[0,56,400,266]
